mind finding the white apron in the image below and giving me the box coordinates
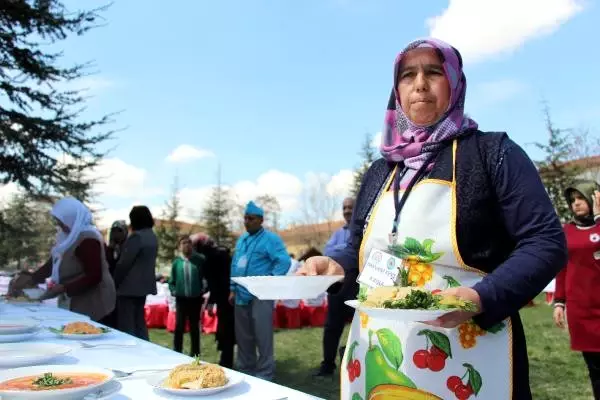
[342,142,512,400]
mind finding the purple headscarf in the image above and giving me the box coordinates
[380,38,478,169]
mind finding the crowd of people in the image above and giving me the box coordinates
[5,36,600,399]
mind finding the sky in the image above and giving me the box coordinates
[1,0,599,228]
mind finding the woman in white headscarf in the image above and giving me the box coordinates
[9,197,116,322]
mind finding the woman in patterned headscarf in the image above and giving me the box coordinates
[298,38,567,399]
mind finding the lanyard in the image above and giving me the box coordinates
[391,152,438,235]
[239,229,266,275]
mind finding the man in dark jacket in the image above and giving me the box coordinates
[191,233,235,368]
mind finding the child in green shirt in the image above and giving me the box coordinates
[168,236,206,357]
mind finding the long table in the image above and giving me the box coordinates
[0,302,323,400]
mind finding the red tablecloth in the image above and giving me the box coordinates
[144,303,219,334]
[144,302,330,332]
[144,303,168,329]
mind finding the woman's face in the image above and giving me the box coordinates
[570,191,591,217]
[397,48,451,126]
[54,217,70,234]
[111,228,126,244]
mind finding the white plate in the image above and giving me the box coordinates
[22,288,45,300]
[0,330,41,343]
[0,298,42,306]
[0,364,114,400]
[0,319,40,335]
[147,370,244,396]
[82,380,122,400]
[49,325,111,340]
[345,300,453,322]
[0,343,72,368]
[232,275,343,300]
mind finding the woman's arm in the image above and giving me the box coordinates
[329,162,387,273]
[62,239,103,297]
[30,258,52,284]
[327,161,390,292]
[472,140,568,328]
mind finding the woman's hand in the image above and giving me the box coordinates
[38,284,65,301]
[425,287,482,328]
[593,190,600,217]
[295,256,345,276]
[228,291,235,306]
[553,306,566,329]
[8,273,33,296]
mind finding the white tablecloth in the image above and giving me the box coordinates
[0,302,322,400]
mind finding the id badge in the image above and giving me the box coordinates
[357,249,402,288]
[237,255,248,269]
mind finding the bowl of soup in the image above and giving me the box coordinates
[0,365,114,399]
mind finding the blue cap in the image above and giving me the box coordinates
[245,201,264,217]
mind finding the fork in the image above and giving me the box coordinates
[110,368,171,378]
[80,342,136,349]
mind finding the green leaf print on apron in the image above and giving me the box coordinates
[342,141,512,400]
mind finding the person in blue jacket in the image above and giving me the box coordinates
[229,201,290,381]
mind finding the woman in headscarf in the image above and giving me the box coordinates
[102,220,129,328]
[553,180,600,399]
[113,205,158,340]
[298,38,567,399]
[9,197,116,322]
[106,220,128,275]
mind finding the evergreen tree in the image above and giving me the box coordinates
[202,166,235,248]
[534,106,580,222]
[351,132,378,197]
[0,1,114,201]
[155,177,182,266]
[0,193,54,269]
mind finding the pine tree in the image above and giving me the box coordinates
[202,166,235,248]
[534,106,580,222]
[155,177,182,266]
[351,132,378,197]
[0,194,54,269]
[0,1,114,201]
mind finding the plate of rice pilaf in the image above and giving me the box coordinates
[48,322,110,340]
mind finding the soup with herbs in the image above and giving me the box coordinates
[0,372,108,391]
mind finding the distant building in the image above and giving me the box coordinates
[278,220,345,256]
[568,156,600,182]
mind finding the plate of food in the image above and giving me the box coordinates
[0,343,72,368]
[0,318,40,335]
[0,294,42,306]
[231,275,343,300]
[147,358,243,396]
[345,286,478,322]
[0,364,114,400]
[22,288,45,300]
[48,322,111,340]
[0,330,41,344]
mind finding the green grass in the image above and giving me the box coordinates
[149,297,593,399]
